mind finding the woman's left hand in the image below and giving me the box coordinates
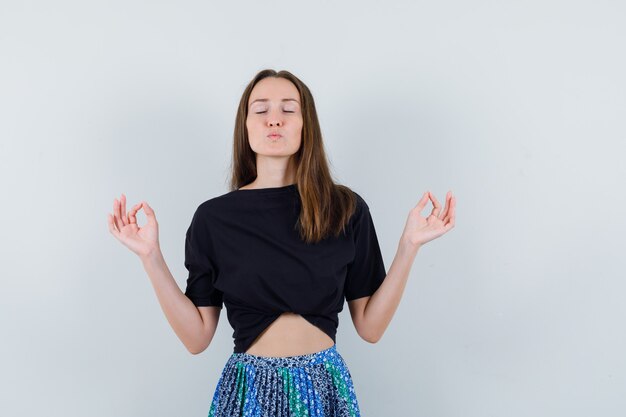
[401,190,456,248]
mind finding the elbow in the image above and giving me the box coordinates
[187,340,210,355]
[187,346,202,355]
[360,329,383,344]
[188,332,218,355]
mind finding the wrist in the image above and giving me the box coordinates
[140,246,164,266]
[399,234,421,253]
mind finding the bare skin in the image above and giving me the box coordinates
[243,312,336,357]
[107,76,456,357]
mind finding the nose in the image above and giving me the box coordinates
[266,108,283,127]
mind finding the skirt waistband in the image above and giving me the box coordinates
[228,343,340,368]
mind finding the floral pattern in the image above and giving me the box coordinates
[207,344,361,417]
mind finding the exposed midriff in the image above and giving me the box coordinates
[244,312,335,357]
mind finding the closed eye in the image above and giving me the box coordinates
[255,111,295,114]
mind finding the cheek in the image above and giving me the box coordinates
[246,119,260,135]
[292,119,303,134]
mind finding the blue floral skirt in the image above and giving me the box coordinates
[207,343,361,417]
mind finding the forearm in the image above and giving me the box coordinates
[362,237,420,342]
[140,249,206,354]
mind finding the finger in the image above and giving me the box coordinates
[118,194,128,226]
[413,192,430,212]
[115,197,125,228]
[445,213,456,230]
[448,194,456,214]
[142,201,157,226]
[121,193,128,225]
[107,213,120,237]
[442,195,456,225]
[128,202,142,225]
[429,191,442,218]
[439,191,452,220]
[113,199,124,230]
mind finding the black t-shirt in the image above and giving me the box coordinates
[183,183,387,353]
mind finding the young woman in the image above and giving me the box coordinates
[108,69,456,416]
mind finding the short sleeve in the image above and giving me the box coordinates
[183,206,224,309]
[344,194,387,301]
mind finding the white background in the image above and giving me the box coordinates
[1,1,624,416]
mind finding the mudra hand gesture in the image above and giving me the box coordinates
[402,191,456,248]
[107,193,160,258]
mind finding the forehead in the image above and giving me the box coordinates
[248,77,300,106]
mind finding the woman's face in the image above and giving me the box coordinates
[246,77,303,158]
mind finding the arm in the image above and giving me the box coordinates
[141,248,221,355]
[349,190,456,342]
[108,196,220,355]
[348,238,419,343]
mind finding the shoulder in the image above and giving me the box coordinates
[353,191,368,209]
[191,190,237,223]
[346,188,372,230]
[350,189,370,214]
[335,183,367,210]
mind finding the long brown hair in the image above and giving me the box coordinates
[229,69,358,244]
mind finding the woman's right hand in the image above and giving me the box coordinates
[107,193,160,259]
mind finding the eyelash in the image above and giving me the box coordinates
[255,111,295,114]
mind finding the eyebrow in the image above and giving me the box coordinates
[249,98,300,107]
